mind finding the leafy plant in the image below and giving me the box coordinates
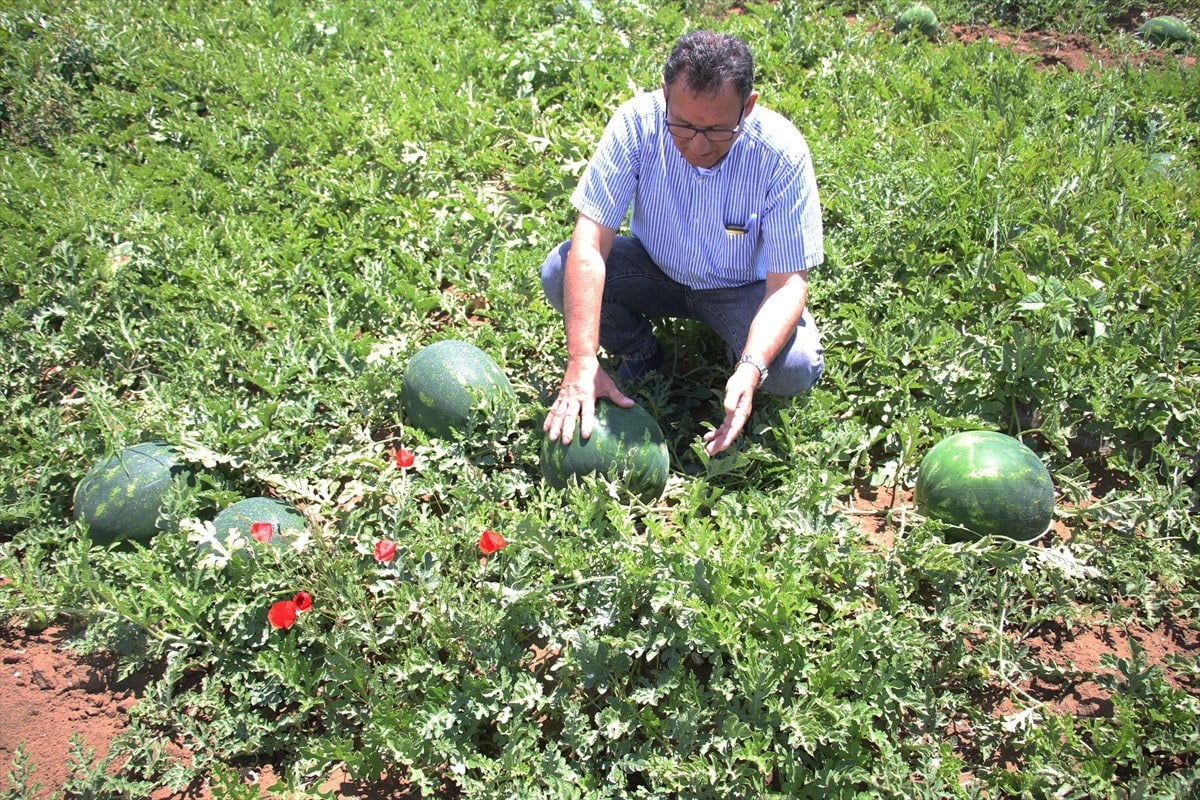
[1,0,1197,796]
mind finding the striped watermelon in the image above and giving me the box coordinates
[197,496,308,564]
[72,442,190,546]
[1139,16,1195,48]
[402,340,516,438]
[894,4,939,38]
[914,430,1055,543]
[540,400,669,501]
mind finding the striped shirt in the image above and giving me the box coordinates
[571,88,824,290]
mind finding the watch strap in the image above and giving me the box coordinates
[737,354,768,387]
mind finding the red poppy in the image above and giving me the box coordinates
[250,521,276,543]
[374,539,397,563]
[268,599,298,629]
[394,447,415,469]
[478,529,507,554]
[293,591,313,612]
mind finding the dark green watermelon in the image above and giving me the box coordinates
[540,400,670,501]
[197,496,308,563]
[1139,16,1195,47]
[894,4,939,38]
[402,340,516,438]
[73,442,190,546]
[914,430,1055,543]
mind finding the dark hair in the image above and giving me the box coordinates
[662,31,755,102]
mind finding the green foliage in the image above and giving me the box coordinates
[1,0,1198,796]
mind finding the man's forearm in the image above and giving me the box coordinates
[562,214,615,360]
[744,271,809,367]
[562,249,605,359]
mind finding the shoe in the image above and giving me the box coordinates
[617,342,666,384]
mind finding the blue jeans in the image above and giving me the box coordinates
[539,236,823,396]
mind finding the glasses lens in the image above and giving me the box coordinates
[667,123,697,140]
[704,130,735,143]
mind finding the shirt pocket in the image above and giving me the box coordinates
[721,212,758,279]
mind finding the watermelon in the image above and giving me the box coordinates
[540,400,670,501]
[73,442,190,546]
[914,430,1055,543]
[402,340,516,438]
[197,496,308,563]
[1139,16,1195,48]
[894,4,939,38]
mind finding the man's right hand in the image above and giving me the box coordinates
[543,354,634,445]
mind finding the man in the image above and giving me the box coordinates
[540,30,825,456]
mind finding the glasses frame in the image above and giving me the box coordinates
[663,97,747,144]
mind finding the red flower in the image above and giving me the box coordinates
[250,521,276,543]
[374,539,397,563]
[293,591,313,612]
[394,447,415,469]
[268,599,298,629]
[478,529,507,554]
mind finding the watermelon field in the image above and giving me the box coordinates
[1,0,1198,796]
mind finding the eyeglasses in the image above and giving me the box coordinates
[664,101,746,143]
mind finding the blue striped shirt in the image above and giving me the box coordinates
[571,88,824,290]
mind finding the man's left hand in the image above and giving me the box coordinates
[702,363,759,456]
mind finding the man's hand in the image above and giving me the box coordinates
[702,361,760,456]
[544,355,634,445]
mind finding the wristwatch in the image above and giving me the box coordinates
[737,353,769,388]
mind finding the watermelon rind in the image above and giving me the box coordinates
[195,496,309,567]
[72,442,190,547]
[540,400,670,501]
[914,430,1055,543]
[1139,16,1195,47]
[894,4,939,38]
[402,340,516,439]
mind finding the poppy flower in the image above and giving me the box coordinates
[250,521,276,543]
[293,591,313,612]
[268,599,298,629]
[478,528,507,554]
[394,447,415,469]
[374,539,397,563]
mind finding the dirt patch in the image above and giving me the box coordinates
[0,627,138,798]
[948,24,1196,71]
[0,624,433,799]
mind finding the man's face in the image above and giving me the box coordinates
[663,80,757,170]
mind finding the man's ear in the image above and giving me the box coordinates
[744,90,760,117]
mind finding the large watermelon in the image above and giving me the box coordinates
[894,4,939,38]
[914,430,1055,543]
[540,400,670,501]
[1139,16,1195,48]
[73,442,190,546]
[402,340,516,438]
[197,496,308,564]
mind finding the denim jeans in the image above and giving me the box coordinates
[539,236,824,396]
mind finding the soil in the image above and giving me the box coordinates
[2,17,1197,800]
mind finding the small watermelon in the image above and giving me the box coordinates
[914,430,1055,543]
[197,496,308,563]
[894,4,939,38]
[1139,16,1195,48]
[540,400,670,501]
[402,340,516,438]
[73,442,191,546]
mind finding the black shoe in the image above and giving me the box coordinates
[617,342,666,384]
